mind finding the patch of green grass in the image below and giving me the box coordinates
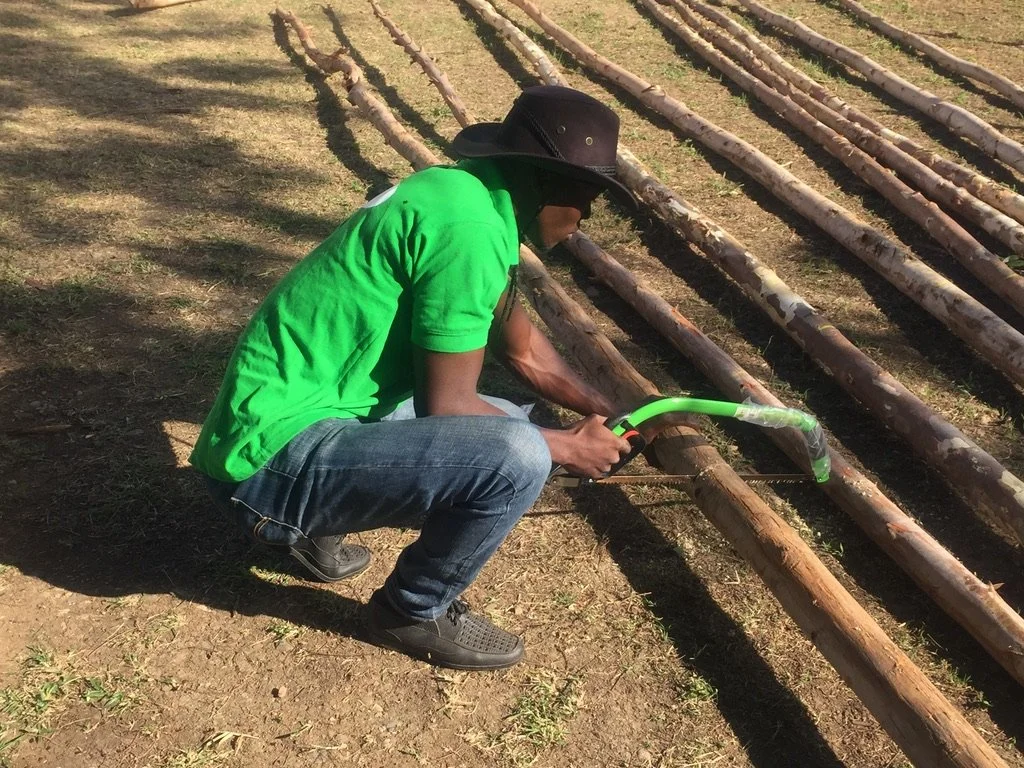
[0,260,26,286]
[169,296,198,310]
[1003,253,1024,272]
[159,746,233,768]
[82,675,133,711]
[572,11,605,36]
[0,647,78,761]
[503,673,583,756]
[707,173,743,198]
[250,566,295,586]
[659,60,691,82]
[552,591,576,608]
[266,619,304,644]
[638,595,671,644]
[679,673,717,705]
[677,138,701,159]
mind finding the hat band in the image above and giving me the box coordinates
[518,106,566,161]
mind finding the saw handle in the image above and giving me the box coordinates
[602,417,648,479]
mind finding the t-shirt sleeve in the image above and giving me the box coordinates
[410,220,512,353]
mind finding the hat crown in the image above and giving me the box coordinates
[493,86,619,173]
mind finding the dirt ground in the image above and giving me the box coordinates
[2,0,1024,765]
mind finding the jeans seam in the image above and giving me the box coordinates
[262,465,300,481]
[231,496,306,539]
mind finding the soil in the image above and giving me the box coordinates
[2,0,1024,766]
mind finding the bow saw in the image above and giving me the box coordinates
[550,395,831,488]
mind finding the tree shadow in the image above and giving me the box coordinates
[0,23,357,253]
[452,0,545,91]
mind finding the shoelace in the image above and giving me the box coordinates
[446,600,469,625]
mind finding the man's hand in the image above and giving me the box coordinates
[543,414,632,479]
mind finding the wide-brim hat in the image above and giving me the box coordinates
[451,85,638,210]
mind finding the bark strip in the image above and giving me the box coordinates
[639,0,1024,313]
[457,0,1024,683]
[680,0,1024,226]
[282,8,1012,760]
[831,0,1024,113]
[734,0,1024,175]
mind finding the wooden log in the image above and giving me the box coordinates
[831,0,1024,114]
[458,0,1024,684]
[639,0,1024,315]
[733,0,1024,176]
[667,0,1024,258]
[681,0,1024,227]
[277,10,1012,763]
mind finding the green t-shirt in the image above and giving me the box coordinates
[190,159,521,482]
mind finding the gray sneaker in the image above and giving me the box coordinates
[366,590,524,670]
[289,535,371,582]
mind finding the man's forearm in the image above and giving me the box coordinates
[501,321,619,416]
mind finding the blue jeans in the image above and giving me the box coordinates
[205,397,551,621]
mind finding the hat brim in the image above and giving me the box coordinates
[452,122,638,211]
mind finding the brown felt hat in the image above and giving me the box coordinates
[451,85,637,209]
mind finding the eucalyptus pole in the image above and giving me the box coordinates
[733,0,1024,176]
[679,0,1024,226]
[455,0,1024,685]
[637,0,1024,313]
[830,0,1024,113]
[276,10,1011,761]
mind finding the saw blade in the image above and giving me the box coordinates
[551,473,810,487]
